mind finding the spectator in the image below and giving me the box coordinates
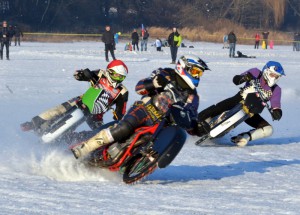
[131,29,139,51]
[293,32,300,52]
[168,27,182,64]
[8,25,15,46]
[254,33,260,49]
[124,42,132,51]
[262,31,269,49]
[114,32,121,44]
[102,25,116,62]
[140,29,149,51]
[269,40,274,49]
[0,20,11,60]
[223,34,228,49]
[228,30,237,58]
[296,32,300,52]
[14,25,23,46]
[155,38,162,51]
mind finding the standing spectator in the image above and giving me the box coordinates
[114,32,121,44]
[254,33,260,49]
[131,29,139,51]
[0,21,11,60]
[140,29,149,51]
[155,38,162,51]
[296,32,300,52]
[293,32,300,52]
[14,25,23,46]
[222,34,228,49]
[102,25,116,62]
[8,25,15,46]
[269,40,274,49]
[293,32,298,51]
[262,31,269,49]
[168,27,182,64]
[228,30,237,58]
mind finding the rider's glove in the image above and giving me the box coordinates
[233,73,254,85]
[74,69,90,81]
[152,74,168,89]
[243,73,254,82]
[74,69,98,83]
[271,108,282,121]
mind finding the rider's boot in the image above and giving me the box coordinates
[71,128,114,159]
[21,99,78,134]
[231,125,273,147]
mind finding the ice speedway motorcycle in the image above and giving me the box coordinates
[70,84,192,184]
[28,79,118,144]
[195,80,272,146]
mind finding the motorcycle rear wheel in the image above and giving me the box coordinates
[123,153,158,184]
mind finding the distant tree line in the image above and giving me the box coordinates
[0,0,299,33]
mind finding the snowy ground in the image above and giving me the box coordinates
[1,40,300,215]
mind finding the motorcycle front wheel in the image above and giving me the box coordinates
[122,153,158,184]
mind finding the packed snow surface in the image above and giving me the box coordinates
[1,41,300,215]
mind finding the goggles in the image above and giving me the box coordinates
[269,71,281,79]
[189,66,203,78]
[108,69,126,83]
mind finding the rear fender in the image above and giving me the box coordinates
[152,126,186,168]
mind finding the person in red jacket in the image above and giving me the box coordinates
[254,33,260,49]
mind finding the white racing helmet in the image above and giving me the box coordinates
[106,60,128,87]
[262,61,285,87]
[175,54,210,89]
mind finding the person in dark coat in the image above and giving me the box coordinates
[168,27,182,64]
[102,25,116,62]
[8,25,15,46]
[0,21,11,60]
[140,29,149,51]
[131,29,139,51]
[228,30,237,57]
[14,25,23,46]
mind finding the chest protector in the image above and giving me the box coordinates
[82,78,121,114]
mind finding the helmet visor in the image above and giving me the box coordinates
[189,66,203,78]
[108,69,126,83]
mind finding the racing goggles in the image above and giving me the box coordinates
[189,66,204,78]
[268,71,281,79]
[108,69,126,83]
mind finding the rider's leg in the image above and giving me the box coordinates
[231,114,273,146]
[21,97,79,133]
[72,102,153,158]
[198,93,242,121]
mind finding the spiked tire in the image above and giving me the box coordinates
[122,153,158,184]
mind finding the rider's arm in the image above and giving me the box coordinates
[269,86,282,121]
[233,68,261,85]
[113,88,129,120]
[135,69,169,95]
[73,68,99,83]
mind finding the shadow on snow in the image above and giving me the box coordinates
[147,159,300,183]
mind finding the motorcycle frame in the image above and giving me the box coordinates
[106,123,160,171]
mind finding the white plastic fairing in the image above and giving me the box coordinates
[41,108,85,143]
[210,110,246,138]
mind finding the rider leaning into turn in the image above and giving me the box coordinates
[21,60,129,134]
[197,61,285,147]
[72,54,210,159]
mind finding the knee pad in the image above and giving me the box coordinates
[249,125,273,141]
[110,120,134,142]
